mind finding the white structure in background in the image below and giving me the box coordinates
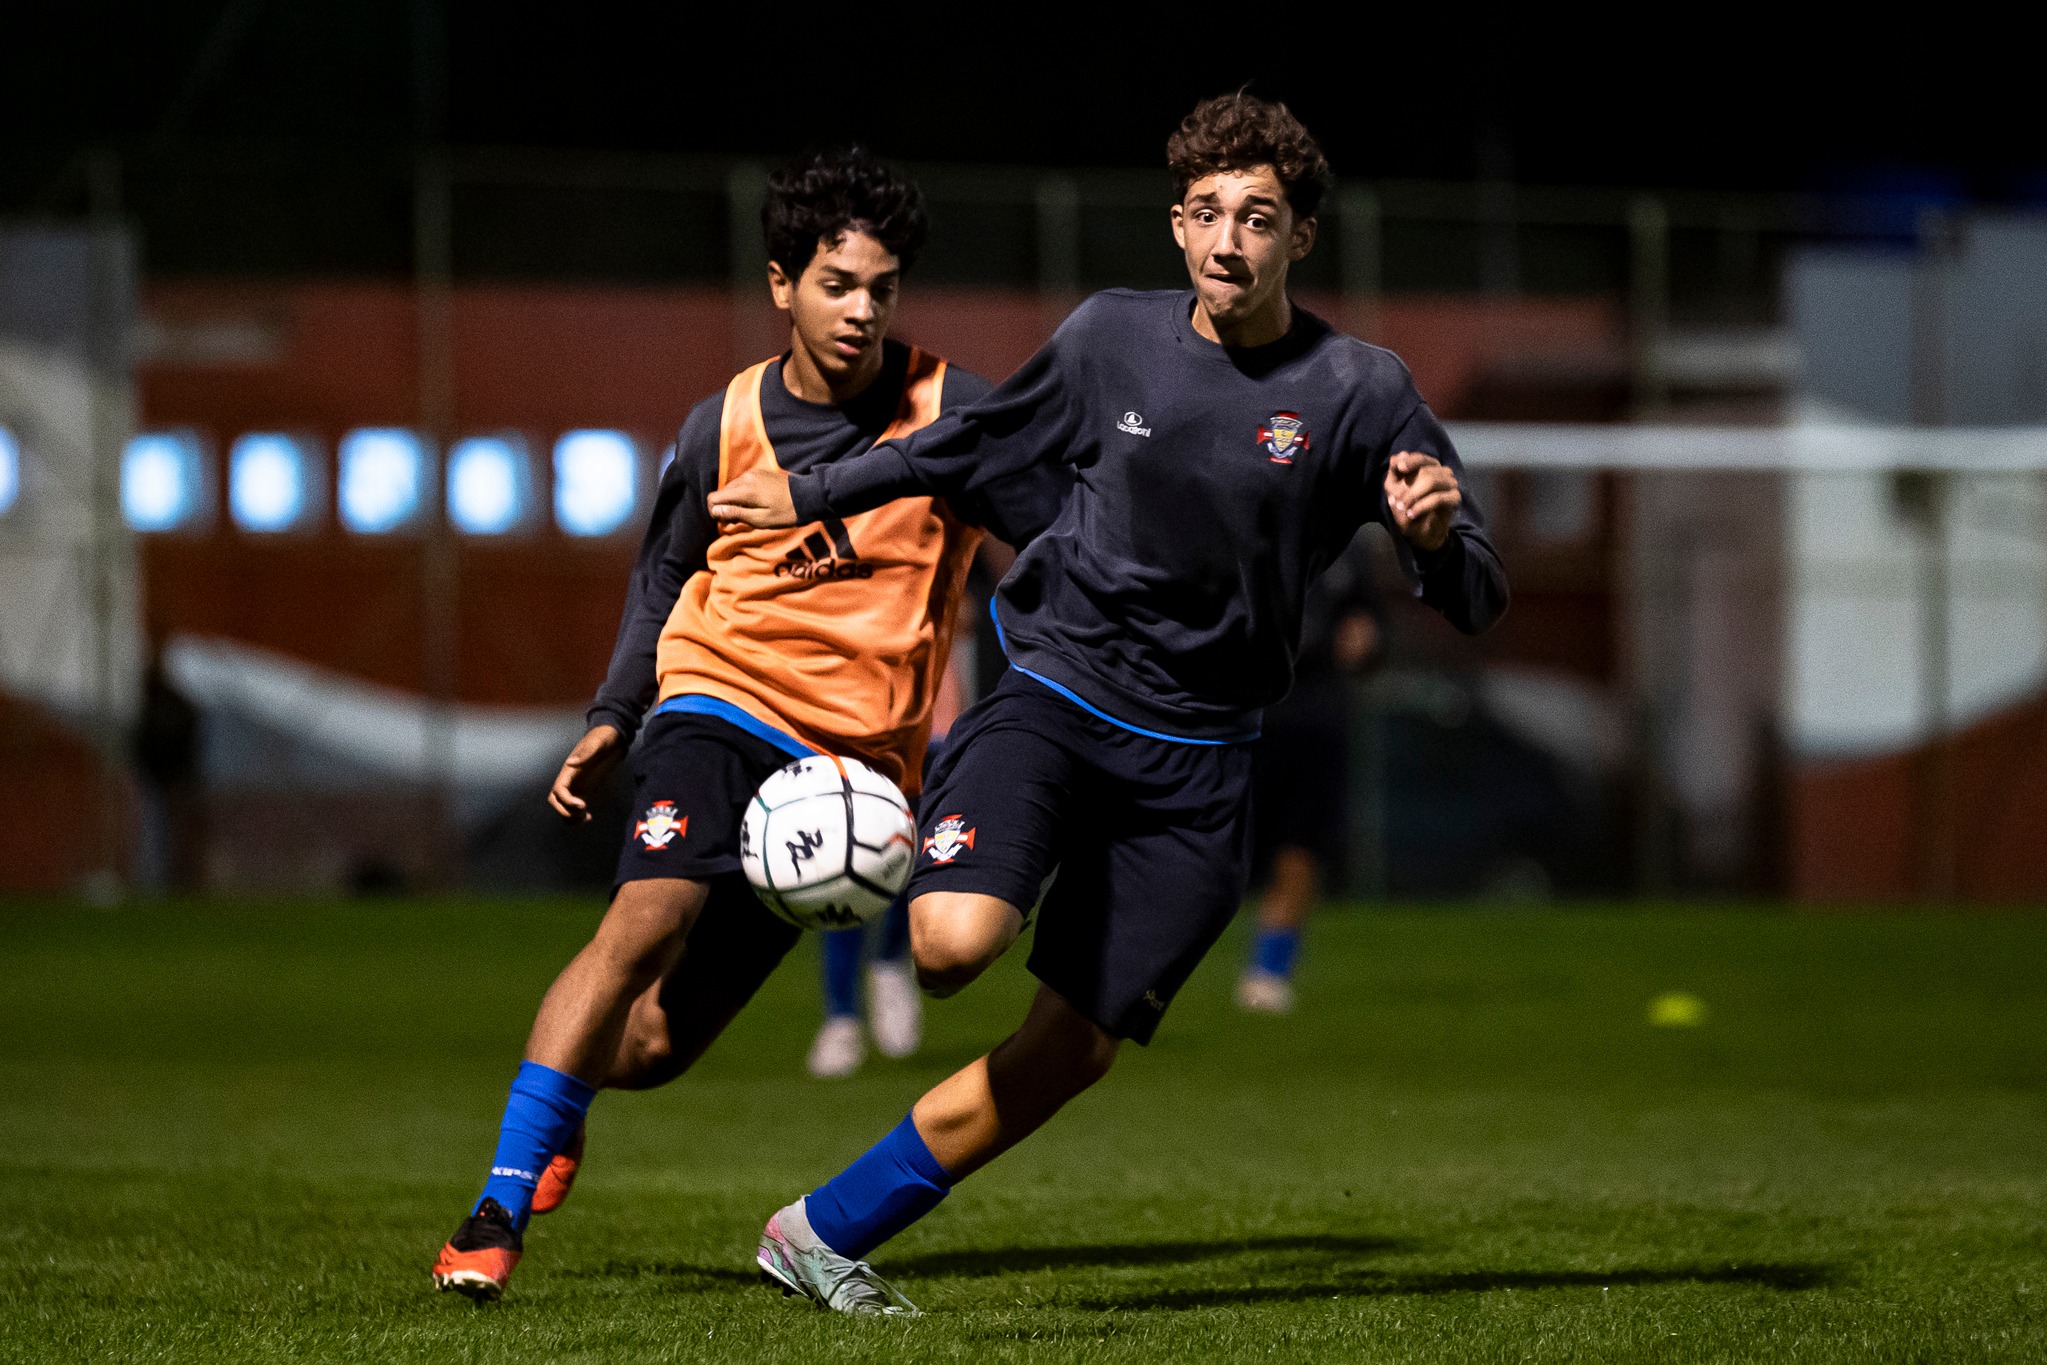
[164,634,584,795]
[1454,396,2047,883]
[1782,215,2047,762]
[0,227,139,732]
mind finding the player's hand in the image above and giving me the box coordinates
[709,468,797,529]
[548,724,625,823]
[1384,451,1461,553]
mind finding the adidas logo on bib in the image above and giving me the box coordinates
[775,514,874,584]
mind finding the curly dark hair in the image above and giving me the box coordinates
[1166,91,1332,219]
[761,148,929,281]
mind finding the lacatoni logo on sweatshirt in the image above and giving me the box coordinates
[1116,411,1152,437]
[1258,411,1309,464]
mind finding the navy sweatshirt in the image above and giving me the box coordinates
[587,341,992,741]
[789,290,1508,742]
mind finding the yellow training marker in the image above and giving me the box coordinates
[1648,992,1708,1027]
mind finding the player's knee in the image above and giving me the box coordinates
[912,945,982,998]
[909,893,1018,996]
[910,920,995,997]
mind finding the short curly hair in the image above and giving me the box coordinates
[1166,91,1332,219]
[761,148,929,282]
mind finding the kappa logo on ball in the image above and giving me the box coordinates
[635,800,686,849]
[922,813,977,863]
[1257,411,1310,464]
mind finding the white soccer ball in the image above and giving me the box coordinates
[740,754,916,931]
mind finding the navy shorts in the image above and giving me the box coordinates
[613,708,803,972]
[906,671,1253,1044]
[616,709,803,886]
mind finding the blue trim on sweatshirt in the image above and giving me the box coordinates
[654,694,818,759]
[988,599,1258,746]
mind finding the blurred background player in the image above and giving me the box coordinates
[810,895,919,1077]
[1238,535,1385,1013]
[431,148,1024,1301]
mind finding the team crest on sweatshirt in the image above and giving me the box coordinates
[923,813,977,863]
[1257,411,1309,464]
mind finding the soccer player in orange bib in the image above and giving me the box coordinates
[431,149,1053,1302]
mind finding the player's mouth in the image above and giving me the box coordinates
[832,333,874,358]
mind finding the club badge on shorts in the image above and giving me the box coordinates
[1257,411,1309,464]
[923,813,976,863]
[636,800,686,850]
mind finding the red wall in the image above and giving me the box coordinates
[1792,693,2047,903]
[0,694,124,894]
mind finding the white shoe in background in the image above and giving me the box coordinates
[867,960,922,1058]
[1236,969,1296,1015]
[806,1015,865,1078]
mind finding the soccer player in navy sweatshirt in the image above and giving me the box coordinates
[712,92,1508,1315]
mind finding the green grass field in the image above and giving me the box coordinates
[1,900,2043,1363]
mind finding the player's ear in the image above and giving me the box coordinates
[766,259,795,310]
[1289,214,1317,262]
[1170,202,1189,250]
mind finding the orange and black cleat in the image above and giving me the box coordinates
[432,1197,522,1302]
[530,1126,584,1216]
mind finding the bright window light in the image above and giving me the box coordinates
[554,430,637,536]
[0,428,18,517]
[230,433,312,532]
[448,435,530,535]
[122,431,206,532]
[339,428,425,533]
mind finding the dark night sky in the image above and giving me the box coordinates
[5,1,2041,196]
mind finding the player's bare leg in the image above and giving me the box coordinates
[909,983,1118,1175]
[607,947,775,1090]
[907,890,1026,997]
[758,982,1115,1314]
[524,878,709,1082]
[433,878,706,1297]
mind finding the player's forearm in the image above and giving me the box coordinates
[796,341,1077,526]
[790,442,927,521]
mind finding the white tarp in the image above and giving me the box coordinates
[164,633,585,789]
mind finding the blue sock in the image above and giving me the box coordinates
[804,1113,955,1259]
[1253,927,1300,980]
[475,1060,597,1230]
[822,927,864,1019]
[875,892,911,964]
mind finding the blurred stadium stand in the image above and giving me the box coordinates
[4,148,2045,902]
